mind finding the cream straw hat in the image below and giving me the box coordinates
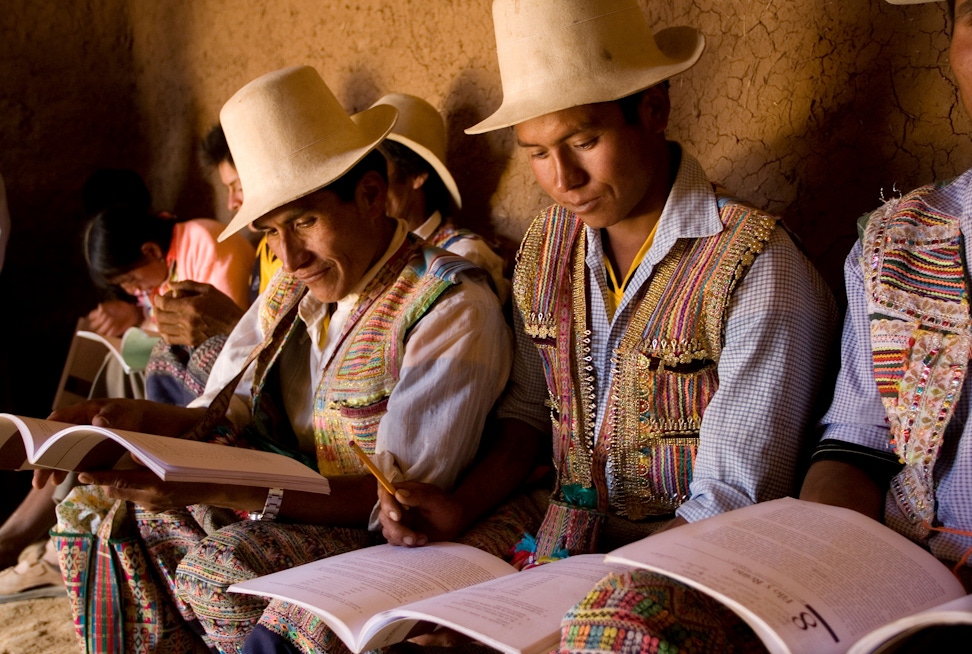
[466,0,705,134]
[370,93,462,210]
[218,65,397,241]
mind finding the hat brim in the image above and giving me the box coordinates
[384,132,462,210]
[466,26,705,134]
[218,104,398,241]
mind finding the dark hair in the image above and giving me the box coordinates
[199,123,232,169]
[379,140,453,216]
[81,169,151,217]
[84,204,175,287]
[615,81,670,125]
[325,149,389,203]
[949,0,956,22]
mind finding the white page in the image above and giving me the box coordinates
[0,414,330,494]
[361,554,629,654]
[230,542,517,652]
[606,498,965,654]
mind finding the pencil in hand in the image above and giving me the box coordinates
[349,440,398,496]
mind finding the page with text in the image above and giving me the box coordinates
[606,498,965,654]
[229,542,517,652]
[362,553,630,654]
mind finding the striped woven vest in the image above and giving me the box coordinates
[861,186,972,539]
[248,234,477,476]
[513,197,776,520]
[428,221,479,251]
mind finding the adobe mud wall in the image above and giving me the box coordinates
[0,0,963,428]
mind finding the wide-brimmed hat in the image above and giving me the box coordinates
[466,0,705,134]
[218,65,397,241]
[370,93,462,210]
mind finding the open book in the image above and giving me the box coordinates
[0,413,329,494]
[229,542,629,654]
[77,326,161,373]
[606,497,970,654]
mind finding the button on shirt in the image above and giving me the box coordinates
[499,145,838,523]
[821,168,972,567]
[191,219,512,520]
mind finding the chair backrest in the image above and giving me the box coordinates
[51,318,111,412]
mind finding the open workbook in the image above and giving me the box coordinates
[0,413,330,494]
[233,498,970,654]
[606,497,971,654]
[229,542,629,654]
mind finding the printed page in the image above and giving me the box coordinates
[0,414,116,469]
[847,593,972,654]
[95,428,330,492]
[361,554,629,654]
[229,542,517,653]
[0,414,330,494]
[606,498,966,654]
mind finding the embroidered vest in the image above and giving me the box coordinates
[861,186,972,540]
[513,198,776,520]
[247,234,477,477]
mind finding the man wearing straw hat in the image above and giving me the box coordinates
[46,64,513,652]
[802,0,972,593]
[373,93,511,303]
[374,0,836,649]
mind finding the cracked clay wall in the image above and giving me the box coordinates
[120,0,967,291]
[0,0,968,422]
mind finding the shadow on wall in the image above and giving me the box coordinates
[781,3,959,300]
[445,69,520,270]
[127,1,212,222]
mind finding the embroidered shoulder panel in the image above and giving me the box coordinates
[861,187,972,537]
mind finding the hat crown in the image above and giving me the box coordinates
[218,65,396,240]
[376,94,449,165]
[372,93,462,210]
[467,0,704,133]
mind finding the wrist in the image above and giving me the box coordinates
[249,487,284,521]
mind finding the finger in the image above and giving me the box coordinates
[377,485,403,522]
[168,280,208,295]
[381,519,427,547]
[32,468,53,489]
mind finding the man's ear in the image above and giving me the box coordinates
[355,169,388,218]
[639,84,671,135]
[140,242,164,261]
[410,171,430,191]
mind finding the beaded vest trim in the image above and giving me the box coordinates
[252,234,474,477]
[861,187,972,539]
[513,197,777,520]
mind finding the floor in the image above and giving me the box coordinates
[0,595,77,653]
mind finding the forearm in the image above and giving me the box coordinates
[449,418,545,534]
[799,460,886,522]
[219,476,378,527]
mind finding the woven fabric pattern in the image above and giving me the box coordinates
[560,570,766,654]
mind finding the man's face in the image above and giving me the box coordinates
[252,179,385,303]
[953,1,972,113]
[514,93,669,230]
[217,160,244,212]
